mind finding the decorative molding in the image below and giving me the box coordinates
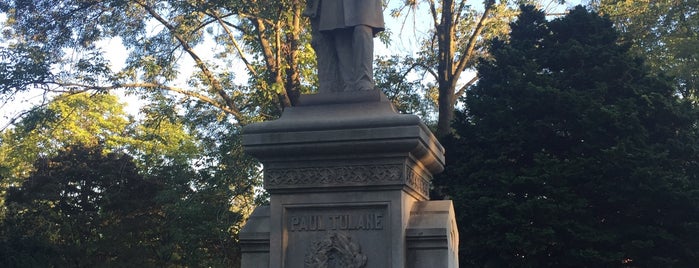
[304,232,367,268]
[265,165,403,187]
[265,164,431,197]
[405,168,431,197]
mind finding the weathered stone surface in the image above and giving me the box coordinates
[286,204,389,267]
[243,90,444,198]
[240,206,270,268]
[406,201,459,268]
[239,91,457,268]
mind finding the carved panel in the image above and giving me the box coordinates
[265,164,403,187]
[304,232,367,268]
[404,168,431,198]
[265,164,432,197]
[285,205,390,267]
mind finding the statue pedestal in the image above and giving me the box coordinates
[240,90,458,268]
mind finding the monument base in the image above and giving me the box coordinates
[241,91,458,267]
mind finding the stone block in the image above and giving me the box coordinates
[406,201,459,268]
[240,206,270,268]
[240,91,457,267]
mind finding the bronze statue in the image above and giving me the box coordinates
[303,0,385,92]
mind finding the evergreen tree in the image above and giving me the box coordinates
[435,6,699,267]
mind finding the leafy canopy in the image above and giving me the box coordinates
[0,0,317,125]
[594,0,699,101]
[0,92,261,266]
[435,5,699,267]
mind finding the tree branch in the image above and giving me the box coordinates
[56,82,244,120]
[251,18,277,78]
[454,0,467,25]
[134,0,242,118]
[403,61,439,83]
[453,0,495,84]
[455,75,478,97]
[209,10,259,77]
[426,0,440,29]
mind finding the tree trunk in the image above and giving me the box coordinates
[435,0,455,139]
[285,1,302,106]
[437,83,455,138]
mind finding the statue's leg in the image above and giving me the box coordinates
[333,29,355,91]
[353,25,375,91]
[311,18,343,93]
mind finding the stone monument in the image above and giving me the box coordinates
[239,1,458,267]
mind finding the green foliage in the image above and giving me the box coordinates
[435,5,699,267]
[0,92,259,266]
[595,0,699,101]
[0,44,53,94]
[0,92,199,181]
[0,143,249,267]
[0,93,133,183]
[0,1,278,264]
[375,55,438,125]
[1,145,162,267]
[1,0,314,124]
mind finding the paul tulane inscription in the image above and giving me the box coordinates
[289,213,384,232]
[285,206,390,267]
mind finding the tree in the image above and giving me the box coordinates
[0,92,259,266]
[154,101,262,266]
[0,92,198,206]
[1,145,163,267]
[593,0,699,102]
[434,6,699,266]
[374,55,438,124]
[390,0,519,137]
[385,0,579,137]
[0,93,133,220]
[1,93,127,175]
[0,0,315,126]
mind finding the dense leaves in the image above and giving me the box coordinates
[0,44,54,94]
[594,0,699,101]
[375,55,438,124]
[0,0,315,124]
[435,6,699,267]
[1,145,161,267]
[0,93,259,266]
[0,92,197,182]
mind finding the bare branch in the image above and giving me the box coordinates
[426,0,440,29]
[57,82,244,120]
[454,0,467,25]
[209,10,259,77]
[403,61,439,82]
[212,15,249,33]
[134,0,242,118]
[455,75,478,97]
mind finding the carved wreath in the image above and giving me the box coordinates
[304,232,367,268]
